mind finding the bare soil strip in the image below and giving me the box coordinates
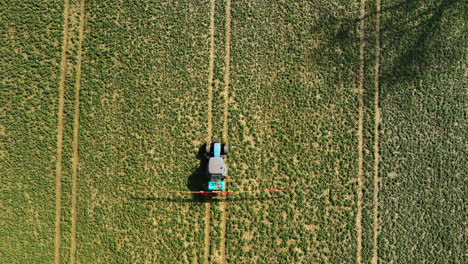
[219,201,227,264]
[219,1,231,263]
[206,0,216,144]
[356,0,366,263]
[222,0,231,144]
[55,1,70,263]
[372,0,382,263]
[204,202,212,264]
[70,0,86,263]
[205,0,216,262]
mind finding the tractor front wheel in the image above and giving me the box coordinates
[222,144,228,155]
[205,143,211,154]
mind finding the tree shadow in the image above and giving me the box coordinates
[307,0,462,91]
[377,0,461,90]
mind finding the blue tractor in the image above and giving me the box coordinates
[205,138,228,192]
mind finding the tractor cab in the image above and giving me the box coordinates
[205,139,228,191]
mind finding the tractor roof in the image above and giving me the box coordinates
[208,157,227,176]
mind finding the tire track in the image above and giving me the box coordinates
[70,0,86,263]
[219,1,231,263]
[372,0,382,263]
[222,0,231,143]
[356,0,366,263]
[206,0,216,144]
[54,1,70,263]
[204,202,212,264]
[205,0,216,262]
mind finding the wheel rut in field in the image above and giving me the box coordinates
[219,1,231,263]
[70,0,86,263]
[204,202,212,264]
[205,0,216,262]
[206,0,216,144]
[54,1,71,263]
[356,0,367,263]
[372,0,382,263]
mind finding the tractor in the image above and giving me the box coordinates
[140,139,294,197]
[205,138,228,193]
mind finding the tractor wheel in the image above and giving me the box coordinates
[205,143,211,154]
[222,144,228,155]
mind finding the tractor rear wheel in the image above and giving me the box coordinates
[222,144,228,155]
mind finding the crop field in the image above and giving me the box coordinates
[377,0,466,262]
[1,1,64,263]
[1,0,465,264]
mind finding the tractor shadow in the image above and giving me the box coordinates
[133,144,210,204]
[187,144,210,203]
[133,144,211,204]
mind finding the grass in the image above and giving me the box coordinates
[0,0,465,263]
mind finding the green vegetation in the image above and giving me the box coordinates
[1,0,464,263]
[76,1,210,263]
[378,0,466,262]
[0,1,64,263]
[226,1,360,263]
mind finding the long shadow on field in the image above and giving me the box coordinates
[311,0,461,93]
[377,0,462,94]
[309,0,461,77]
[131,144,210,204]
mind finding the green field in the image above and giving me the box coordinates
[378,1,466,262]
[1,1,63,263]
[1,0,465,263]
[226,1,359,263]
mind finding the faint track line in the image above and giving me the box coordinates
[372,0,382,263]
[222,0,231,144]
[205,0,216,262]
[70,0,86,263]
[204,202,212,264]
[356,0,366,263]
[206,0,216,144]
[54,0,70,263]
[220,1,231,263]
